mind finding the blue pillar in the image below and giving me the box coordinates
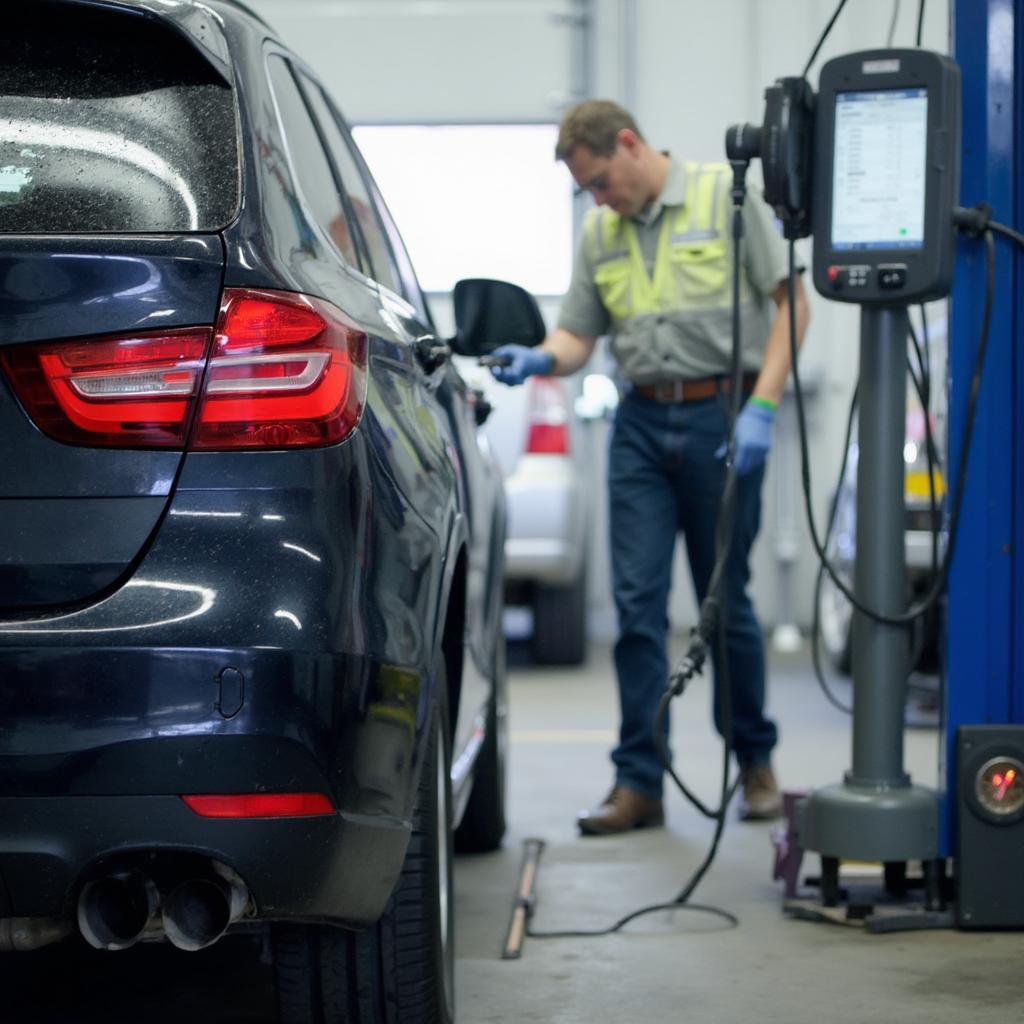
[945,0,1022,854]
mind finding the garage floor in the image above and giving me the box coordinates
[4,642,1021,1022]
[456,641,1022,1024]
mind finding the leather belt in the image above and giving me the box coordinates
[633,373,758,404]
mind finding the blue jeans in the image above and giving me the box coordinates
[608,390,777,800]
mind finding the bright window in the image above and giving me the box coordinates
[352,124,573,296]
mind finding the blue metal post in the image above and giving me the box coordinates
[945,0,1021,855]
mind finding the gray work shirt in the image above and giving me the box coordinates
[557,156,791,383]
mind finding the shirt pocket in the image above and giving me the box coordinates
[669,237,729,302]
[593,259,632,321]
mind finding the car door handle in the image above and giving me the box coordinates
[470,388,493,426]
[415,335,451,372]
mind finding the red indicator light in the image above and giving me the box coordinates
[990,769,1017,802]
[827,265,840,282]
[182,792,336,818]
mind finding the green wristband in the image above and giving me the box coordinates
[749,396,778,412]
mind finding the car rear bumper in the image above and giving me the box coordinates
[0,645,424,927]
[504,454,585,584]
[0,794,409,927]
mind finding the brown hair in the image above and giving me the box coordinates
[555,100,644,161]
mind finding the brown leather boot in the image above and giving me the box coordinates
[738,763,782,821]
[576,785,665,836]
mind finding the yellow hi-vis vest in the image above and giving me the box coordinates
[583,161,753,325]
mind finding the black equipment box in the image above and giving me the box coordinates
[956,725,1024,928]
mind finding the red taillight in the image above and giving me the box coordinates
[525,376,570,455]
[194,288,367,450]
[181,792,336,819]
[1,328,211,447]
[0,288,368,450]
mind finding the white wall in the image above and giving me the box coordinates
[246,0,580,122]
[246,0,951,639]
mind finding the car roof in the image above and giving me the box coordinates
[52,0,280,80]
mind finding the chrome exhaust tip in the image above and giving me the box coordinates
[77,871,159,951]
[161,865,249,952]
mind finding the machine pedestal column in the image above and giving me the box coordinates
[800,306,939,863]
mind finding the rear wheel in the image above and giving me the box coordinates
[274,679,454,1024]
[531,565,587,666]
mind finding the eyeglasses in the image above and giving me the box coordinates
[573,171,609,198]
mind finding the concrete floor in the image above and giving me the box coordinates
[4,642,1021,1022]
[456,641,1022,1024]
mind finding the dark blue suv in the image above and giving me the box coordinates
[0,3,522,1021]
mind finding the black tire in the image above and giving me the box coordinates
[455,635,507,853]
[274,681,455,1024]
[817,566,853,676]
[531,566,587,666]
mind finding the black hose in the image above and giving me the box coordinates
[788,233,996,627]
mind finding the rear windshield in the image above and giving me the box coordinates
[0,5,239,234]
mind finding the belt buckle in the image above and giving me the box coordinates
[659,380,685,403]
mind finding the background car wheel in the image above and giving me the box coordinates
[531,566,587,666]
[817,565,853,677]
[274,678,455,1024]
[455,635,507,853]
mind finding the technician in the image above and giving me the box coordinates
[490,100,810,834]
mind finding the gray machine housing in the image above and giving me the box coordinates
[812,49,960,305]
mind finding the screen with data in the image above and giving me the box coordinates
[831,88,928,250]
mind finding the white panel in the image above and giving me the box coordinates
[354,124,574,295]
[634,0,755,166]
[244,0,578,123]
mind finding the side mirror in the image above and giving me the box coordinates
[450,278,545,357]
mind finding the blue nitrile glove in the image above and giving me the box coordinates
[488,344,555,386]
[731,398,777,475]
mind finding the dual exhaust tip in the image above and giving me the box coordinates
[77,864,249,953]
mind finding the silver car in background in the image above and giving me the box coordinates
[458,360,590,665]
[490,373,589,664]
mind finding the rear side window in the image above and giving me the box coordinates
[266,56,360,268]
[297,79,401,295]
[0,5,239,234]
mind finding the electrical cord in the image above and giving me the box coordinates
[990,220,1024,249]
[808,315,945,707]
[527,176,754,942]
[803,0,850,77]
[787,225,996,628]
[887,0,901,47]
[810,383,858,714]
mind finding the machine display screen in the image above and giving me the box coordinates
[831,88,928,250]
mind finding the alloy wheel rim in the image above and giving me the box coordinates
[819,569,853,659]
